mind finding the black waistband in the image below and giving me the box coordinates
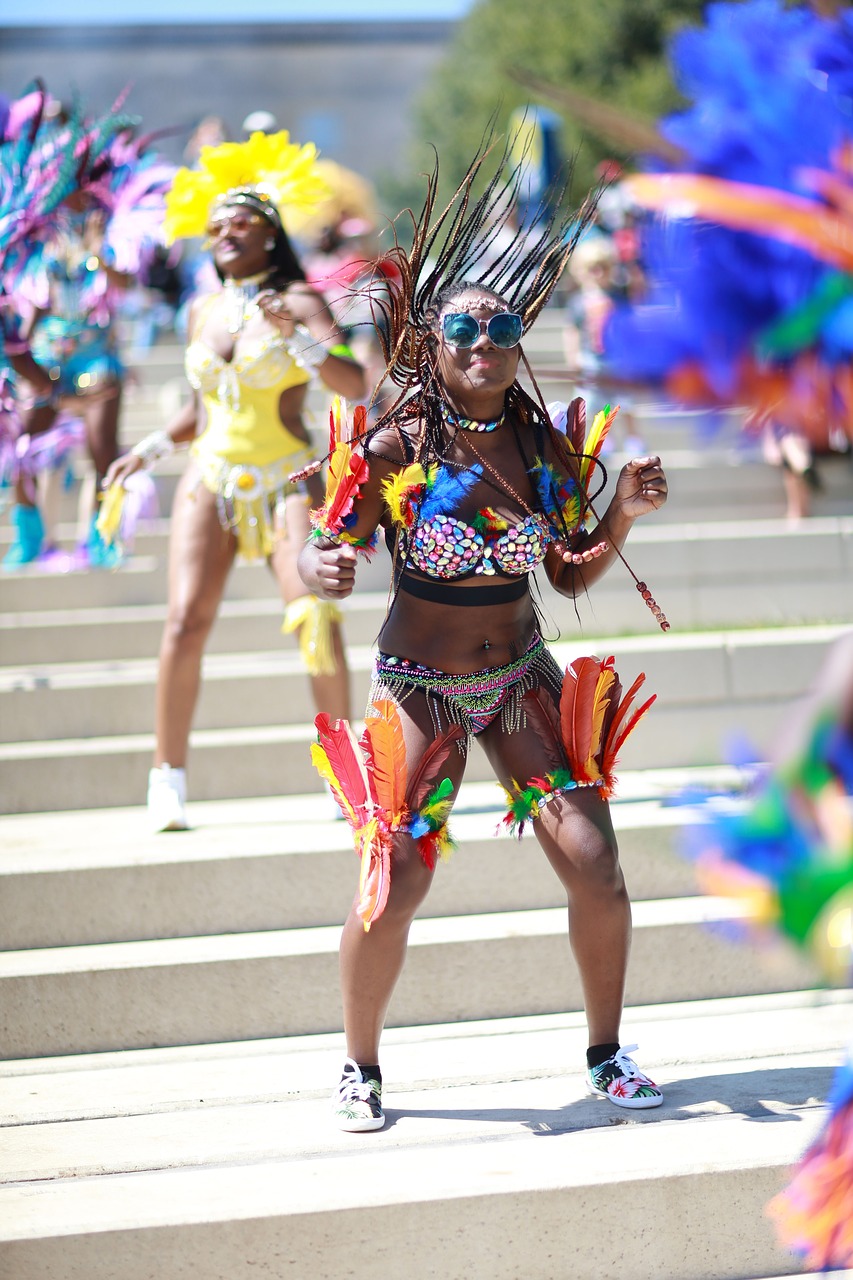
[399,572,530,607]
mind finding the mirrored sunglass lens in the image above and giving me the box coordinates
[442,314,479,346]
[488,313,523,347]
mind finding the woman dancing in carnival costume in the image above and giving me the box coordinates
[104,129,365,833]
[3,87,172,568]
[297,136,671,1132]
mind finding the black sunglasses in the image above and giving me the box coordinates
[440,311,524,349]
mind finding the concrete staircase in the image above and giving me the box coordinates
[1,316,851,1278]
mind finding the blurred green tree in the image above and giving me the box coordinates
[376,0,706,229]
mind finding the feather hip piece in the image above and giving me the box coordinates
[95,471,158,552]
[310,708,461,926]
[282,595,342,676]
[1,414,84,495]
[559,656,656,800]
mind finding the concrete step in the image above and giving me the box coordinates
[1,990,847,1278]
[0,776,726,948]
[0,893,823,1059]
[3,622,846,742]
[2,517,851,640]
[1,625,848,812]
[27,442,853,531]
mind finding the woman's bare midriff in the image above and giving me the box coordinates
[378,580,538,673]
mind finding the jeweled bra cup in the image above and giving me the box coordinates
[408,512,551,580]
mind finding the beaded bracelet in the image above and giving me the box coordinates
[131,430,176,469]
[285,325,330,371]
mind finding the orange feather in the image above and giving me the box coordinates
[355,821,391,931]
[362,699,408,822]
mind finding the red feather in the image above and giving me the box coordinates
[567,396,586,455]
[352,403,367,442]
[522,689,566,773]
[327,401,339,458]
[602,672,652,761]
[602,692,657,779]
[406,725,465,809]
[314,713,371,825]
[319,441,369,534]
[561,657,601,782]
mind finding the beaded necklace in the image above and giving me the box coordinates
[441,403,505,434]
[221,269,273,335]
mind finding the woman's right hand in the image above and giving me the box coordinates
[103,451,144,489]
[298,540,359,600]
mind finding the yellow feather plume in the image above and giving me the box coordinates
[381,464,426,526]
[164,130,330,243]
[310,742,358,825]
[282,596,342,676]
[579,404,620,493]
[95,483,125,547]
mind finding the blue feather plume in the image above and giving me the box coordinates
[418,462,482,521]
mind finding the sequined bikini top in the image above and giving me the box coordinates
[408,510,552,580]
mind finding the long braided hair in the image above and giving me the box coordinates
[357,132,606,593]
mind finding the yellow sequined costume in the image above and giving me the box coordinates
[186,292,314,560]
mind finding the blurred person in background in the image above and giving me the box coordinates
[562,235,645,455]
[103,129,366,832]
[2,89,172,569]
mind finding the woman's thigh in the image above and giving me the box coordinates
[478,697,621,891]
[165,466,236,624]
[268,492,312,603]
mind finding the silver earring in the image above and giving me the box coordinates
[264,237,275,251]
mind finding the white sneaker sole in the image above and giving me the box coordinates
[334,1112,386,1132]
[587,1081,663,1109]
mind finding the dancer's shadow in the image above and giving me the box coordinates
[379,1064,833,1135]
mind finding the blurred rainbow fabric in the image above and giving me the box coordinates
[605,0,853,446]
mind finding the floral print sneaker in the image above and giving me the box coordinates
[332,1058,385,1132]
[587,1044,663,1109]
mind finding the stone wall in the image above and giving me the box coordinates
[0,21,454,180]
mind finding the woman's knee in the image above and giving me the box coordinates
[374,844,434,925]
[539,801,623,889]
[162,603,217,652]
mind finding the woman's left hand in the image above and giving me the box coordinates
[613,455,668,520]
[257,290,296,338]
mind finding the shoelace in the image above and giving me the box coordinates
[610,1044,642,1077]
[335,1058,377,1104]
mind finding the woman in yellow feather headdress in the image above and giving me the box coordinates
[104,129,366,833]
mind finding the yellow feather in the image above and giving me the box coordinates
[310,742,357,825]
[381,464,426,526]
[95,483,125,547]
[164,130,330,244]
[579,405,620,492]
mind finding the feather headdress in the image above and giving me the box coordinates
[163,129,329,243]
